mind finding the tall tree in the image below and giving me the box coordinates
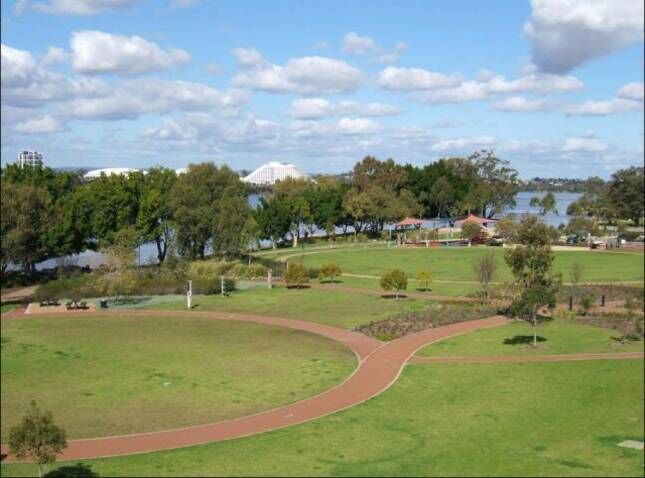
[212,195,252,258]
[607,166,644,225]
[169,163,246,259]
[136,167,176,263]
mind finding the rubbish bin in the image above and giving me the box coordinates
[100,299,108,309]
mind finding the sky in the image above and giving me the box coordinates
[1,0,643,178]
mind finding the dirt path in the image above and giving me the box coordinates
[409,351,645,364]
[0,310,507,461]
[0,286,37,304]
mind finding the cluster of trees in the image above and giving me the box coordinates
[566,166,644,227]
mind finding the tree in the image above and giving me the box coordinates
[461,220,483,241]
[569,262,584,301]
[284,263,309,288]
[256,196,292,249]
[273,177,314,247]
[136,167,176,263]
[318,263,342,283]
[169,163,246,259]
[9,401,67,478]
[529,192,558,216]
[212,195,252,258]
[240,216,261,265]
[417,270,432,291]
[0,181,52,273]
[504,215,560,347]
[607,166,644,225]
[380,269,408,299]
[495,216,518,242]
[473,253,497,303]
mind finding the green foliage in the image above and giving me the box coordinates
[579,293,595,316]
[213,195,252,258]
[318,263,342,283]
[530,192,558,216]
[460,220,483,241]
[473,253,496,303]
[8,401,67,477]
[380,269,408,298]
[504,215,559,346]
[607,166,644,225]
[284,263,309,288]
[416,270,432,291]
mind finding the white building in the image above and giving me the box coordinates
[242,161,308,185]
[83,167,140,181]
[17,151,44,168]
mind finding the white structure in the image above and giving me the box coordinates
[17,151,44,168]
[83,167,139,181]
[242,161,307,185]
[175,167,188,175]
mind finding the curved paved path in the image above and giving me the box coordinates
[0,309,508,461]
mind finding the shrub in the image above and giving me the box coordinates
[318,263,342,283]
[380,269,408,299]
[354,233,368,243]
[461,220,483,241]
[285,263,309,288]
[192,277,236,295]
[579,293,595,316]
[246,263,268,279]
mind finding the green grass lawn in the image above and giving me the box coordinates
[0,315,355,440]
[0,303,17,314]
[145,286,428,329]
[4,360,642,477]
[290,247,644,284]
[418,319,645,357]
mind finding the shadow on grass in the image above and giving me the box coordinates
[503,335,547,345]
[380,294,408,300]
[285,285,311,290]
[45,463,99,477]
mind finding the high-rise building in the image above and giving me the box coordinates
[17,151,44,168]
[241,161,308,185]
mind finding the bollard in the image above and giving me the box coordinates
[186,280,192,309]
[220,276,225,297]
[601,294,605,307]
[568,295,573,311]
[268,270,272,290]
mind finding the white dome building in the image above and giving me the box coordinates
[83,167,140,180]
[242,161,308,185]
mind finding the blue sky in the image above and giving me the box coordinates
[1,0,643,177]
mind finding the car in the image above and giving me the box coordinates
[590,238,605,249]
[487,236,504,246]
[566,234,579,245]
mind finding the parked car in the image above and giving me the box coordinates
[566,234,579,245]
[590,238,605,249]
[487,236,504,246]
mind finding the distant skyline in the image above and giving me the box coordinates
[1,0,643,178]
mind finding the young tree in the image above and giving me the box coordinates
[417,270,432,291]
[9,401,67,478]
[569,262,584,301]
[461,220,483,242]
[318,263,342,283]
[380,269,408,299]
[504,215,560,347]
[284,263,310,288]
[473,253,497,303]
[241,216,262,265]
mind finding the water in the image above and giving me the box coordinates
[19,191,581,271]
[508,191,582,227]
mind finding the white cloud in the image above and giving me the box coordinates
[231,47,265,68]
[13,115,63,134]
[524,0,644,73]
[493,96,551,112]
[289,98,400,119]
[565,82,644,115]
[342,32,375,55]
[42,46,70,66]
[375,42,408,64]
[25,0,139,15]
[378,66,462,91]
[417,70,583,104]
[618,82,644,101]
[336,117,381,135]
[59,79,249,120]
[71,30,190,75]
[232,55,363,95]
[430,136,496,152]
[562,136,608,152]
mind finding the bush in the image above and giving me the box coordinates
[461,220,483,241]
[285,263,309,288]
[579,293,595,315]
[192,277,236,295]
[417,270,432,291]
[380,269,408,299]
[354,233,369,243]
[246,263,268,279]
[318,263,342,283]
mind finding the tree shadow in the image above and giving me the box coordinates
[503,335,547,345]
[380,294,408,300]
[415,288,432,292]
[286,284,311,290]
[45,463,99,477]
